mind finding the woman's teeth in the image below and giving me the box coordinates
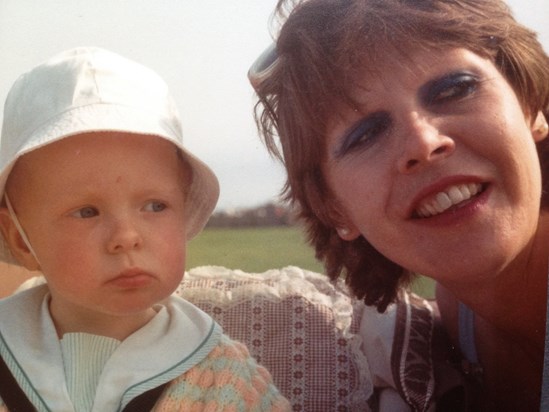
[416,183,482,218]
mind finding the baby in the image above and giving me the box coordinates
[0,47,289,411]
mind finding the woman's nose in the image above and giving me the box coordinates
[396,112,455,174]
[106,218,143,254]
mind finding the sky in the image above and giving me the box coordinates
[0,0,548,211]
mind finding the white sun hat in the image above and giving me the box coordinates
[0,46,219,265]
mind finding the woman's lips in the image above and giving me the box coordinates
[414,182,484,218]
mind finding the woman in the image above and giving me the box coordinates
[249,0,549,410]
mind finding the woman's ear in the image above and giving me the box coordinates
[0,208,40,271]
[531,111,549,142]
[331,208,361,241]
[325,198,362,241]
[336,225,361,241]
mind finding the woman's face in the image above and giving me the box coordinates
[322,47,547,285]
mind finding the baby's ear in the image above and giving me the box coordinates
[531,110,549,142]
[0,208,40,271]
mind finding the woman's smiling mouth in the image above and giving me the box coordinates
[414,182,485,218]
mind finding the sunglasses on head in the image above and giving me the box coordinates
[247,43,278,91]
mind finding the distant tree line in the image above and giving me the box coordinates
[206,202,296,228]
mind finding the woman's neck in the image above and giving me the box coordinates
[447,212,549,354]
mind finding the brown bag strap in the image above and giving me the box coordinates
[121,383,168,412]
[0,355,36,412]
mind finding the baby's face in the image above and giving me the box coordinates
[4,132,189,336]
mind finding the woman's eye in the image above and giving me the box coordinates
[337,111,391,156]
[72,207,99,218]
[144,201,167,212]
[422,72,479,106]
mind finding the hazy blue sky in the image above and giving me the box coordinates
[1,0,547,210]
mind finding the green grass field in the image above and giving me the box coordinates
[187,226,435,299]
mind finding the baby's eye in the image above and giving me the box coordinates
[72,207,99,218]
[337,111,391,157]
[143,201,167,212]
[421,72,479,106]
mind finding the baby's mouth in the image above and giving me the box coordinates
[414,182,485,218]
